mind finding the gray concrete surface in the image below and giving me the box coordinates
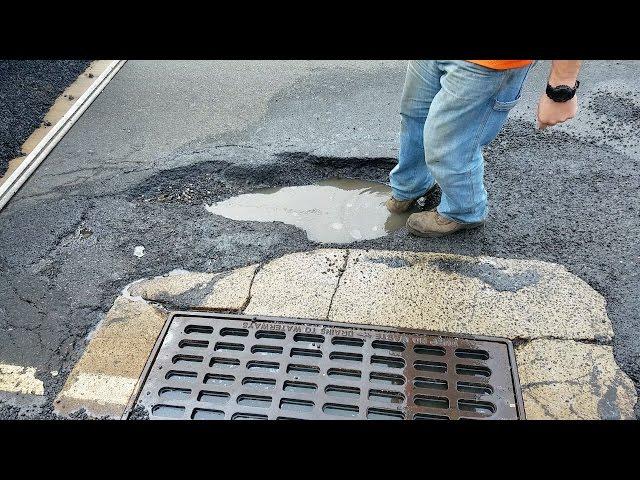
[0,60,638,418]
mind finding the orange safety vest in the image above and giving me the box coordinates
[467,60,533,70]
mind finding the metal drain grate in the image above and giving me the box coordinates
[125,312,525,420]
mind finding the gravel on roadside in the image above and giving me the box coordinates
[0,60,91,176]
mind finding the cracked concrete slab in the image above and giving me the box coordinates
[328,250,612,341]
[236,248,632,419]
[128,264,258,311]
[53,248,635,420]
[54,296,167,418]
[244,249,347,318]
[54,264,258,417]
[91,296,168,342]
[516,339,637,419]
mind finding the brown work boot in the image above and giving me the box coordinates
[385,186,437,214]
[406,210,484,237]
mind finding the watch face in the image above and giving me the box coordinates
[549,85,574,102]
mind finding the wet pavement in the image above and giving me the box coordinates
[0,60,639,418]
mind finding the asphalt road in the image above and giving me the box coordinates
[0,60,90,176]
[0,60,638,418]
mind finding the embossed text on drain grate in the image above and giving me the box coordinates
[127,313,525,420]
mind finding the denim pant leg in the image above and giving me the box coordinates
[390,60,442,201]
[423,61,532,223]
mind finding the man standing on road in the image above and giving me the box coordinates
[386,60,582,237]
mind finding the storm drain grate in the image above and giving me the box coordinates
[125,312,525,420]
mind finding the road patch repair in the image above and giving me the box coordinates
[53,249,636,420]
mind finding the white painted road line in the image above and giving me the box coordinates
[0,364,44,395]
[0,60,126,211]
[62,372,138,406]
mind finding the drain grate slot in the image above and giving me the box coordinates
[242,377,277,390]
[367,407,405,420]
[326,385,361,399]
[128,312,524,420]
[332,337,365,348]
[414,377,448,391]
[166,370,198,381]
[204,373,235,386]
[370,372,405,386]
[198,391,230,405]
[284,380,317,393]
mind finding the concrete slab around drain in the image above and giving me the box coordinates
[60,373,139,417]
[328,250,612,341]
[55,248,636,420]
[91,296,168,342]
[241,249,634,419]
[244,249,347,318]
[516,340,636,419]
[55,264,259,418]
[55,297,167,418]
[128,264,258,311]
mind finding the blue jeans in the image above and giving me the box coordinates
[390,60,533,224]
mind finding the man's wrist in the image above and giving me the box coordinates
[548,60,582,88]
[548,73,579,88]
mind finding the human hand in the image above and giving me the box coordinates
[536,93,578,130]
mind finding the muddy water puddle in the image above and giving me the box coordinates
[205,178,411,243]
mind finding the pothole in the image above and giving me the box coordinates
[205,178,417,243]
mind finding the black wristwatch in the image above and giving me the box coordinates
[546,80,580,102]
